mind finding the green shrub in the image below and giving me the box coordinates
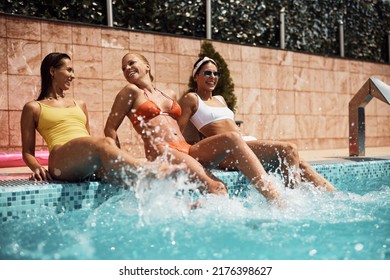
[1,0,389,62]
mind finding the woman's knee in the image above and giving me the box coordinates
[283,142,299,159]
[101,137,117,147]
[222,131,242,144]
[94,137,119,153]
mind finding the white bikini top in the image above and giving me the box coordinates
[190,94,235,130]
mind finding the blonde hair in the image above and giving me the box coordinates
[122,53,154,82]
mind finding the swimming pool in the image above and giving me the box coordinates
[0,159,389,260]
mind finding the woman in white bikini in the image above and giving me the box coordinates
[178,57,336,191]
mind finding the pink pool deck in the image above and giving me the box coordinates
[1,146,389,181]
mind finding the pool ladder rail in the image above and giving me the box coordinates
[349,77,390,156]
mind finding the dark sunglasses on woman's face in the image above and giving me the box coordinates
[203,70,221,77]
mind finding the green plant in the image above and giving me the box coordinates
[1,0,389,63]
[188,41,237,112]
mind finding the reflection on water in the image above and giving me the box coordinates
[0,171,389,260]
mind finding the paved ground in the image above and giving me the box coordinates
[1,146,390,178]
[299,146,390,164]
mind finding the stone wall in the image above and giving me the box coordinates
[1,14,389,157]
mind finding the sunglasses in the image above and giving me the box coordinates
[202,70,221,77]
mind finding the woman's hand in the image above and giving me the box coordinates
[29,166,52,181]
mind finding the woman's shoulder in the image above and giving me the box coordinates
[123,83,139,91]
[22,100,41,120]
[180,91,198,103]
[118,83,142,98]
[122,83,143,92]
[23,100,40,111]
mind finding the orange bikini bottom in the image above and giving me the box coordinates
[166,141,192,154]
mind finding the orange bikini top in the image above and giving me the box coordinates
[130,89,182,126]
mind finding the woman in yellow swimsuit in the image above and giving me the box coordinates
[21,52,170,183]
[104,53,281,203]
[178,56,335,191]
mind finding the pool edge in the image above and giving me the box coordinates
[1,159,389,223]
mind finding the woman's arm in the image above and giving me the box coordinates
[104,85,136,148]
[178,92,202,144]
[20,101,52,181]
[177,92,197,133]
[77,99,91,134]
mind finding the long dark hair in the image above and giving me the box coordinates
[37,52,71,101]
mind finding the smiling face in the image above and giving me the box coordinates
[121,53,151,83]
[194,61,220,92]
[50,58,74,92]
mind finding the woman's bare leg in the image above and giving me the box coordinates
[245,141,301,188]
[156,147,227,195]
[218,141,300,188]
[299,160,336,191]
[190,132,280,202]
[247,140,335,190]
[48,137,143,181]
[231,140,336,191]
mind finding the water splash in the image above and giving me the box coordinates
[1,169,389,260]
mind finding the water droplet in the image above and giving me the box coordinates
[54,168,62,176]
[354,243,364,251]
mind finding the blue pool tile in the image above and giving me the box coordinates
[0,159,389,223]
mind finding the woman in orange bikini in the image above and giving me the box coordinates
[21,52,172,183]
[104,53,281,203]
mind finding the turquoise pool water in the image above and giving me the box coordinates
[0,169,389,260]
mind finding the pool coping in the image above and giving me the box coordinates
[1,158,390,223]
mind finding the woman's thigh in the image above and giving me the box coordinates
[189,134,238,168]
[246,140,298,171]
[48,137,105,181]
